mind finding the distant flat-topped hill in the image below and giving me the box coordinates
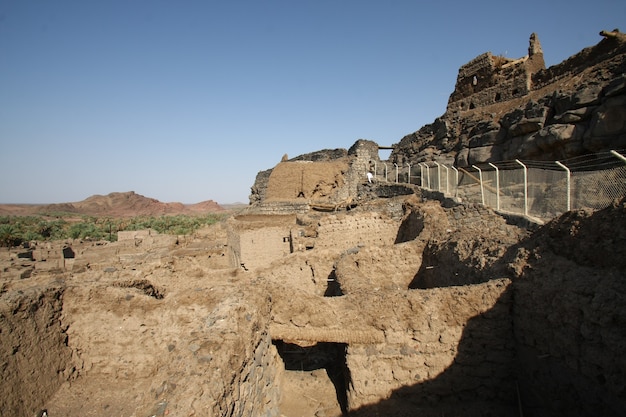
[0,191,225,217]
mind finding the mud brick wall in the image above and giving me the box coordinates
[232,226,292,270]
[314,213,399,250]
[346,279,515,410]
[0,285,74,417]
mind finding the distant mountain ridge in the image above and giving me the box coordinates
[0,191,224,217]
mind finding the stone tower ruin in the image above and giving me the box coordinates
[447,33,546,112]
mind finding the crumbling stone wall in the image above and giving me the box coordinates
[346,139,380,194]
[447,33,545,112]
[264,160,350,202]
[214,332,282,417]
[392,29,626,168]
[249,149,350,206]
[237,227,292,270]
[250,168,272,205]
[532,30,626,90]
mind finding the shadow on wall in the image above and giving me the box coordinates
[348,284,518,417]
[408,241,486,289]
[394,209,424,244]
[377,200,626,416]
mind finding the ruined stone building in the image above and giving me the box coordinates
[447,33,546,112]
[392,29,626,167]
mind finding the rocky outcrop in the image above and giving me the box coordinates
[391,29,626,167]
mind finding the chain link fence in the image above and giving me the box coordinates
[377,150,626,221]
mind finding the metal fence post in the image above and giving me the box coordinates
[488,162,500,211]
[515,159,528,216]
[472,165,485,205]
[407,163,411,184]
[443,165,449,195]
[610,149,626,163]
[434,162,441,192]
[394,163,399,183]
[451,166,458,197]
[555,161,571,212]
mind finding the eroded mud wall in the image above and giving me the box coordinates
[0,284,73,417]
[56,279,283,417]
[345,280,515,413]
[510,203,626,416]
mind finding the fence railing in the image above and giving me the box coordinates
[372,150,626,221]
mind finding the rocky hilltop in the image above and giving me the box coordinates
[249,29,626,208]
[0,191,224,217]
[390,29,626,166]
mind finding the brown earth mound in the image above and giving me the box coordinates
[0,191,224,217]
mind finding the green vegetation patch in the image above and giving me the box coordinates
[0,213,228,247]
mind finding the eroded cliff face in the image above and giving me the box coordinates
[391,30,626,167]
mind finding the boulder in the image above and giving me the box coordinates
[456,147,470,167]
[534,124,583,152]
[588,95,626,137]
[583,133,626,152]
[551,106,595,124]
[509,117,544,137]
[602,74,626,97]
[553,83,603,114]
[468,129,503,147]
[467,145,503,165]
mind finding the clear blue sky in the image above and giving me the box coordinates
[1,1,624,204]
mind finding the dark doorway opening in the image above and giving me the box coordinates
[324,270,344,297]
